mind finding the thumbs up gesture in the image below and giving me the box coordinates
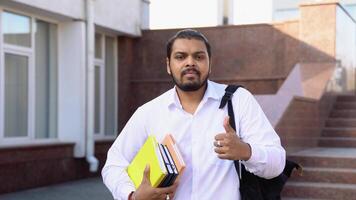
[214,116,252,161]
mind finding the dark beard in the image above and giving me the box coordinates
[170,68,208,92]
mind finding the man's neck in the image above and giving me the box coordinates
[176,83,207,115]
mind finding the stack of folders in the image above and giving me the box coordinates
[127,134,186,189]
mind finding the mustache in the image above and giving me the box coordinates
[181,68,200,76]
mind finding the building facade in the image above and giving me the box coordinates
[0,0,147,193]
[1,0,356,198]
[273,0,356,21]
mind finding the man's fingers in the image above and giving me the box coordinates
[159,193,174,200]
[223,116,235,134]
[217,153,232,160]
[215,133,226,141]
[156,183,177,195]
[214,146,228,154]
[169,191,175,200]
[214,140,225,147]
[142,165,151,185]
[214,147,232,159]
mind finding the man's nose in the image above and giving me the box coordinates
[185,56,196,66]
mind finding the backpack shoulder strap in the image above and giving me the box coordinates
[219,85,243,131]
[219,84,243,179]
[219,85,241,109]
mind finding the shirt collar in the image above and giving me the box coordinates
[167,80,221,109]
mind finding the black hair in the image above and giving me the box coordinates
[166,29,211,60]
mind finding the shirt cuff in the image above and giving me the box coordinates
[245,144,267,166]
[118,183,135,200]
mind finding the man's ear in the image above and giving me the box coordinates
[166,57,171,75]
[209,58,212,74]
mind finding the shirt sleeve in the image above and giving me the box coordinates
[102,107,148,200]
[235,88,286,179]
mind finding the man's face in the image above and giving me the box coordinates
[167,38,211,92]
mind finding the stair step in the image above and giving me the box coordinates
[288,148,356,168]
[282,181,356,199]
[319,137,356,148]
[322,128,356,137]
[330,110,356,118]
[336,96,356,102]
[291,167,356,184]
[334,102,356,110]
[282,198,326,200]
[325,119,356,127]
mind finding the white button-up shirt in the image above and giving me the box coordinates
[102,80,286,200]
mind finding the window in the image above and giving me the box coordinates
[3,11,31,47]
[94,33,118,138]
[4,53,29,137]
[344,4,356,21]
[34,20,58,139]
[0,10,58,140]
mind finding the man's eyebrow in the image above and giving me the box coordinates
[173,51,206,54]
[173,51,187,54]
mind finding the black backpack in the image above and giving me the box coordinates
[219,85,301,200]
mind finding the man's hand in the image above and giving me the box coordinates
[214,116,252,161]
[134,165,179,200]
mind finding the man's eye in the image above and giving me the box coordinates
[175,55,184,60]
[195,55,205,60]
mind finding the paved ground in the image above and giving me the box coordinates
[0,177,113,200]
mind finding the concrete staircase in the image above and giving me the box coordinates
[282,96,356,200]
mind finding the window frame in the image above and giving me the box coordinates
[0,7,60,143]
[94,31,118,140]
[2,48,33,140]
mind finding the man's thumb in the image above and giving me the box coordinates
[142,165,151,185]
[223,116,234,133]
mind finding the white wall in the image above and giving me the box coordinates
[149,0,220,29]
[58,22,86,157]
[141,0,150,29]
[94,0,141,35]
[273,0,300,10]
[9,0,142,36]
[13,0,84,20]
[232,0,273,24]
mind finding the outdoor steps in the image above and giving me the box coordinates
[283,182,356,199]
[322,128,356,137]
[291,167,356,184]
[333,102,356,109]
[318,137,356,148]
[319,96,356,147]
[335,95,356,102]
[287,148,356,168]
[282,148,356,199]
[283,95,356,199]
[325,119,356,127]
[283,198,329,200]
[330,110,356,118]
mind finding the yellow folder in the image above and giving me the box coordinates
[127,136,167,188]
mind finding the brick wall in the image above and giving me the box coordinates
[276,95,336,154]
[0,141,112,194]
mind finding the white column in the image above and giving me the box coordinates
[57,21,86,157]
[85,0,99,172]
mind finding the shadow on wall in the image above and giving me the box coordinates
[118,24,335,115]
[117,23,338,153]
